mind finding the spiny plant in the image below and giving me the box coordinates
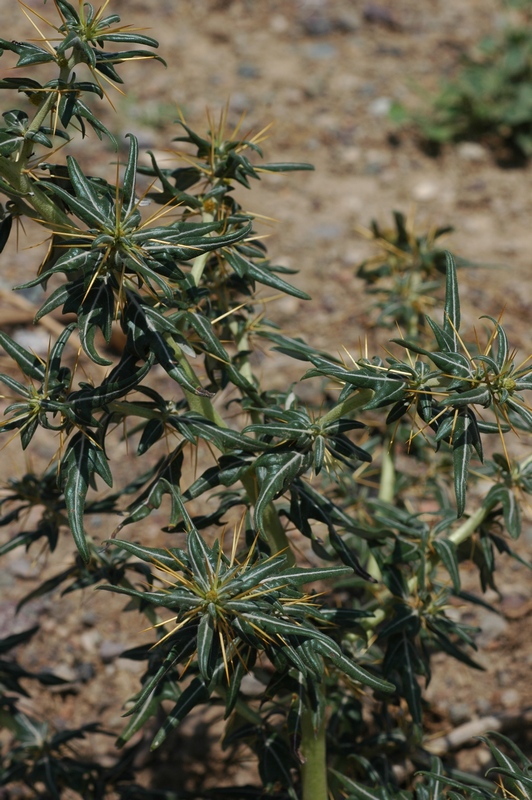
[0,2,531,799]
[355,209,454,338]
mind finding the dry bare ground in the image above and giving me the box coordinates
[0,0,531,793]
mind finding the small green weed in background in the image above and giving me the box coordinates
[392,1,532,163]
[0,3,531,799]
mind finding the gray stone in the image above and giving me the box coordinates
[8,557,40,579]
[369,97,392,117]
[237,63,260,79]
[99,640,125,663]
[449,702,473,725]
[333,12,361,32]
[75,662,95,682]
[304,42,338,60]
[476,610,508,647]
[310,223,346,241]
[500,689,520,709]
[412,180,439,201]
[457,142,489,162]
[301,13,333,36]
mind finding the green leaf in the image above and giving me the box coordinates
[0,330,46,381]
[330,770,391,800]
[151,677,209,750]
[224,248,310,300]
[314,637,395,693]
[68,158,109,226]
[486,485,521,539]
[61,432,112,562]
[197,614,216,680]
[107,538,187,570]
[0,213,12,254]
[481,316,509,370]
[443,251,460,348]
[481,735,532,796]
[452,411,473,516]
[441,385,491,409]
[258,161,315,173]
[265,564,352,588]
[122,133,139,218]
[433,538,461,591]
[186,528,214,587]
[254,450,311,533]
[425,316,458,353]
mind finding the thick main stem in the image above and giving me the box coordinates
[300,707,328,800]
[169,343,294,560]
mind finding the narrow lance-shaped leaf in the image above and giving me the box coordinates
[481,315,509,371]
[64,154,108,224]
[0,330,46,381]
[151,677,209,750]
[314,636,395,693]
[254,450,312,534]
[122,133,139,219]
[61,432,112,562]
[443,251,460,349]
[433,538,461,591]
[452,411,473,517]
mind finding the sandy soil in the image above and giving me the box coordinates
[0,0,532,794]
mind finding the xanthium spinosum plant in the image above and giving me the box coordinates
[0,3,531,799]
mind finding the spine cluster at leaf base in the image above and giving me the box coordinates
[0,3,531,800]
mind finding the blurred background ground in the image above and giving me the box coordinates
[0,0,531,794]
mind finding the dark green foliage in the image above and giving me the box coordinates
[0,3,530,799]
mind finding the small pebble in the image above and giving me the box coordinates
[412,180,439,201]
[304,42,338,60]
[500,689,520,709]
[53,664,77,683]
[476,697,492,715]
[476,610,508,647]
[301,13,333,36]
[241,673,265,696]
[8,557,40,580]
[229,93,251,113]
[81,611,98,628]
[310,222,346,241]
[333,12,361,32]
[477,748,492,767]
[99,640,125,663]
[75,662,95,682]
[80,629,102,654]
[237,63,260,79]
[270,14,289,33]
[12,329,51,357]
[456,142,489,162]
[369,96,392,117]
[496,669,513,688]
[449,702,473,725]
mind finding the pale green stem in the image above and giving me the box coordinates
[190,211,214,286]
[0,60,77,230]
[166,341,293,560]
[300,707,328,800]
[378,438,395,504]
[318,388,373,427]
[364,437,396,584]
[241,472,294,564]
[228,318,263,425]
[228,320,253,383]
